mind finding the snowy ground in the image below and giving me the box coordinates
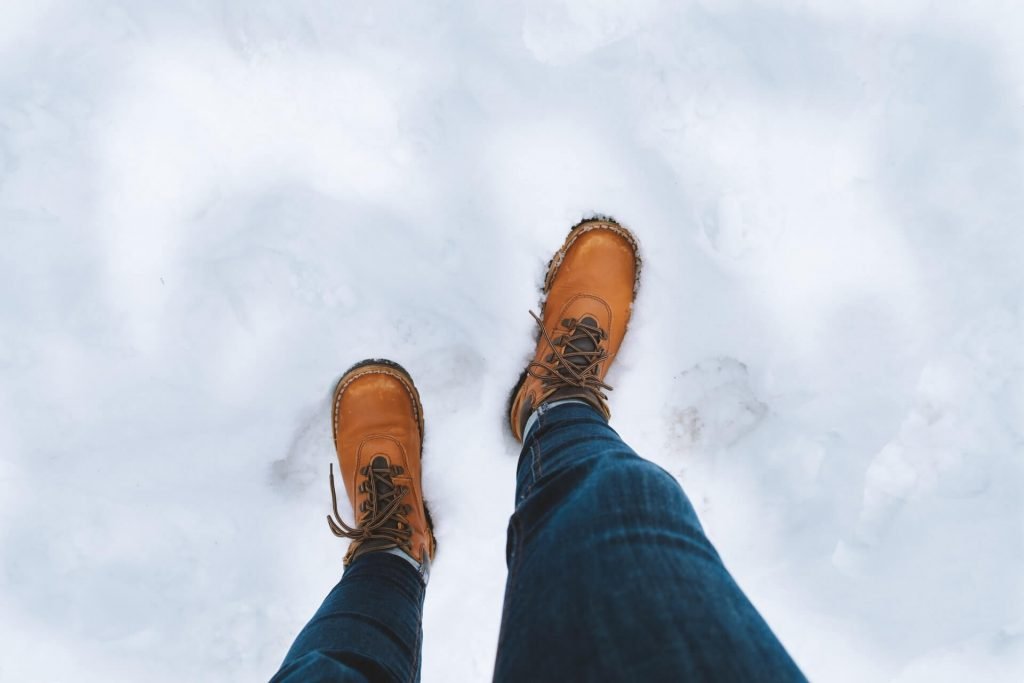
[2,1,1023,681]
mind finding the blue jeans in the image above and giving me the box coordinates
[272,403,805,682]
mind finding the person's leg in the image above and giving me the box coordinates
[272,552,425,683]
[272,360,436,683]
[500,217,804,681]
[494,401,805,681]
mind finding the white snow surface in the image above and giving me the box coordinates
[2,1,1023,681]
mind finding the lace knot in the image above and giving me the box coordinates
[326,456,414,562]
[526,310,613,400]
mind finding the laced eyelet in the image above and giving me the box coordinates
[326,457,417,558]
[525,310,614,403]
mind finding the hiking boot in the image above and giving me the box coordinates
[508,217,641,441]
[327,359,436,569]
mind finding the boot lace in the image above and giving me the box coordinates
[526,310,613,400]
[326,457,413,558]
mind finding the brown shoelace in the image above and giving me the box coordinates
[327,458,413,556]
[526,310,613,400]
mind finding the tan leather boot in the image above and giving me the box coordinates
[508,217,642,441]
[327,359,436,568]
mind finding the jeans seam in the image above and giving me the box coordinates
[495,511,524,671]
[521,410,545,501]
[505,513,525,598]
[536,406,547,479]
[528,439,541,497]
[407,610,422,683]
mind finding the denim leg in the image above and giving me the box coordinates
[494,403,806,682]
[272,552,425,683]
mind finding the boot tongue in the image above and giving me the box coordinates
[370,455,395,496]
[367,457,399,529]
[566,316,599,368]
[355,455,402,556]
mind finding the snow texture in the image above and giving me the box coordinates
[2,1,1023,681]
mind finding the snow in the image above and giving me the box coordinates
[2,1,1023,681]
